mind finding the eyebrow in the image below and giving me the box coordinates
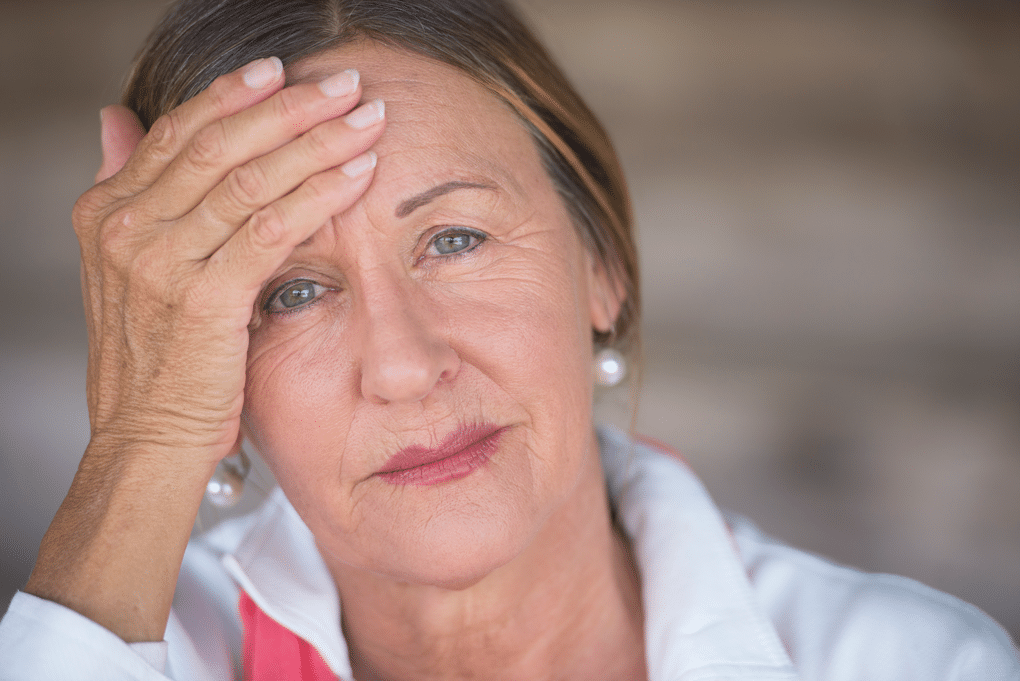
[295,180,499,249]
[395,181,496,218]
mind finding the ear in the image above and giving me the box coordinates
[586,252,625,335]
[95,105,146,184]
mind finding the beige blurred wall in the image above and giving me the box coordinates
[1,0,1018,639]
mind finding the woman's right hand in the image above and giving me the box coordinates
[25,56,386,642]
[80,56,383,465]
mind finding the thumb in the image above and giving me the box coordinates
[96,105,146,184]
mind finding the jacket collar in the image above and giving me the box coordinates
[223,426,798,680]
[221,487,353,679]
[599,426,798,680]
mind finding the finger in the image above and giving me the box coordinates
[210,151,379,290]
[96,106,146,184]
[109,57,286,196]
[179,99,385,256]
[142,70,365,221]
[75,106,149,245]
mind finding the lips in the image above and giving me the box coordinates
[376,424,506,486]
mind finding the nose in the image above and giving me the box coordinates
[356,274,461,404]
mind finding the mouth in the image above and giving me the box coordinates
[376,424,508,486]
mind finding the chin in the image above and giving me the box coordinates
[351,500,539,590]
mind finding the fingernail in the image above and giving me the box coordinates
[243,57,283,89]
[344,99,385,130]
[341,151,378,179]
[319,69,360,98]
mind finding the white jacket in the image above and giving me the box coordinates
[2,426,1018,680]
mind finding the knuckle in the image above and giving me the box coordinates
[272,88,308,127]
[302,173,337,204]
[187,122,229,172]
[145,113,179,158]
[95,206,138,259]
[303,125,337,163]
[223,162,269,209]
[248,206,288,249]
[125,238,179,300]
[125,247,159,284]
[203,75,236,117]
[72,188,109,236]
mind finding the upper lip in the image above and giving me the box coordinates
[376,423,503,474]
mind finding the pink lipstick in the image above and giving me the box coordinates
[376,424,506,486]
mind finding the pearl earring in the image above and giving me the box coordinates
[206,449,252,508]
[593,347,626,387]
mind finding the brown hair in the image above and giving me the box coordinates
[124,0,640,357]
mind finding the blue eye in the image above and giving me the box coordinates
[267,280,326,312]
[430,228,484,256]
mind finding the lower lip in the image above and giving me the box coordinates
[377,428,506,487]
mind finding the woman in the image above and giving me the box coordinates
[0,0,1017,679]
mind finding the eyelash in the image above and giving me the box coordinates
[263,228,487,314]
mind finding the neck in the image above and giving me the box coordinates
[326,432,646,681]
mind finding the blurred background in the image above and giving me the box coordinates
[1,0,1017,642]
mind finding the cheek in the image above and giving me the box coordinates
[446,246,595,459]
[466,283,589,393]
[243,319,358,495]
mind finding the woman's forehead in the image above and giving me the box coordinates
[294,41,536,192]
[288,40,500,122]
[289,42,552,220]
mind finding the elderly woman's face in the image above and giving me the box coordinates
[242,41,615,587]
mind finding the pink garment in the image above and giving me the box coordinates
[239,590,336,681]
